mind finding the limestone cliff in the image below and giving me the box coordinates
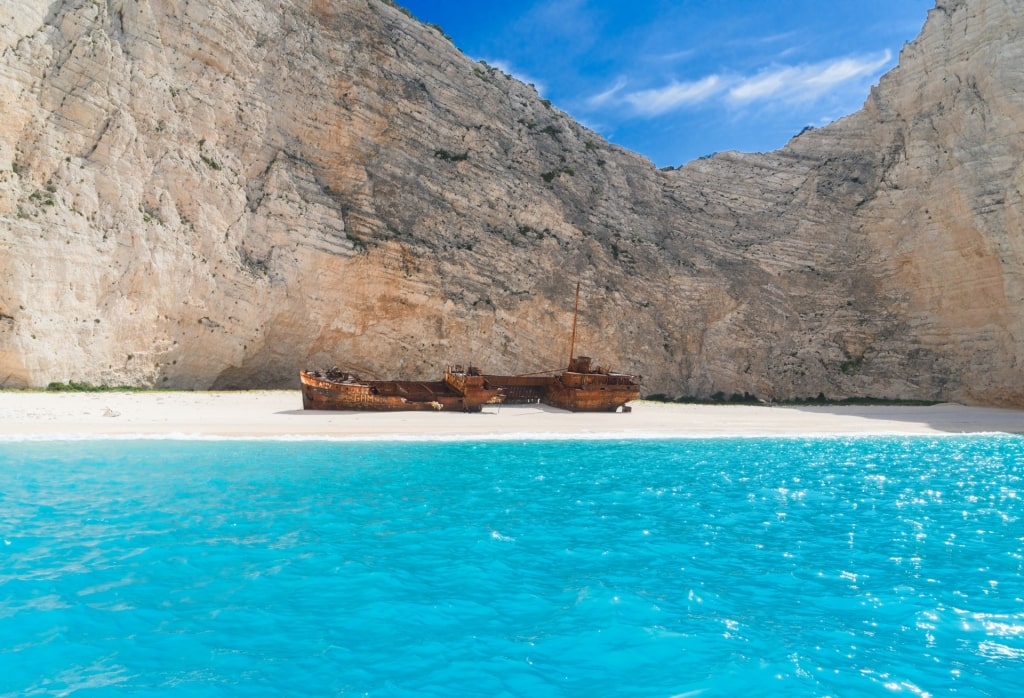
[0,0,1021,405]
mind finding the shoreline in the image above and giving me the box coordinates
[0,391,1022,441]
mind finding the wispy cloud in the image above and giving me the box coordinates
[723,31,799,49]
[586,50,894,117]
[586,77,627,107]
[728,50,892,104]
[621,76,723,116]
[655,48,697,63]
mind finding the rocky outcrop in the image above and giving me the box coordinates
[1,0,1021,405]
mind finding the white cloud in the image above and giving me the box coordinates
[586,77,627,107]
[585,50,894,117]
[621,76,723,116]
[728,50,893,105]
[729,69,793,102]
[806,52,892,89]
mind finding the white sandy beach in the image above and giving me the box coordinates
[0,391,1022,439]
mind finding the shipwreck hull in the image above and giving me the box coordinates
[477,375,554,404]
[442,367,505,408]
[543,381,641,412]
[299,369,499,412]
[484,358,641,412]
[301,356,640,413]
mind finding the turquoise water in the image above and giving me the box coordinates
[1,436,1023,697]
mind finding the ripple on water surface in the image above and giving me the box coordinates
[1,436,1023,696]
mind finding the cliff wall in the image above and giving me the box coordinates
[1,0,1021,405]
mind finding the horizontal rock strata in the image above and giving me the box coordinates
[0,0,1021,405]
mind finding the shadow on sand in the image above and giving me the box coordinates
[785,404,1024,435]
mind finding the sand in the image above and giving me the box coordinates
[0,391,1022,440]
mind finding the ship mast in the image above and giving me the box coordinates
[567,281,580,367]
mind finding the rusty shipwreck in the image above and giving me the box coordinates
[483,284,641,412]
[300,365,502,412]
[481,355,640,413]
[300,283,641,413]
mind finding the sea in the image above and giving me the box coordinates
[1,435,1023,697]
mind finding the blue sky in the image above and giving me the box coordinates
[396,1,935,167]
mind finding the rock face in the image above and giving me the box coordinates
[1,0,1022,405]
